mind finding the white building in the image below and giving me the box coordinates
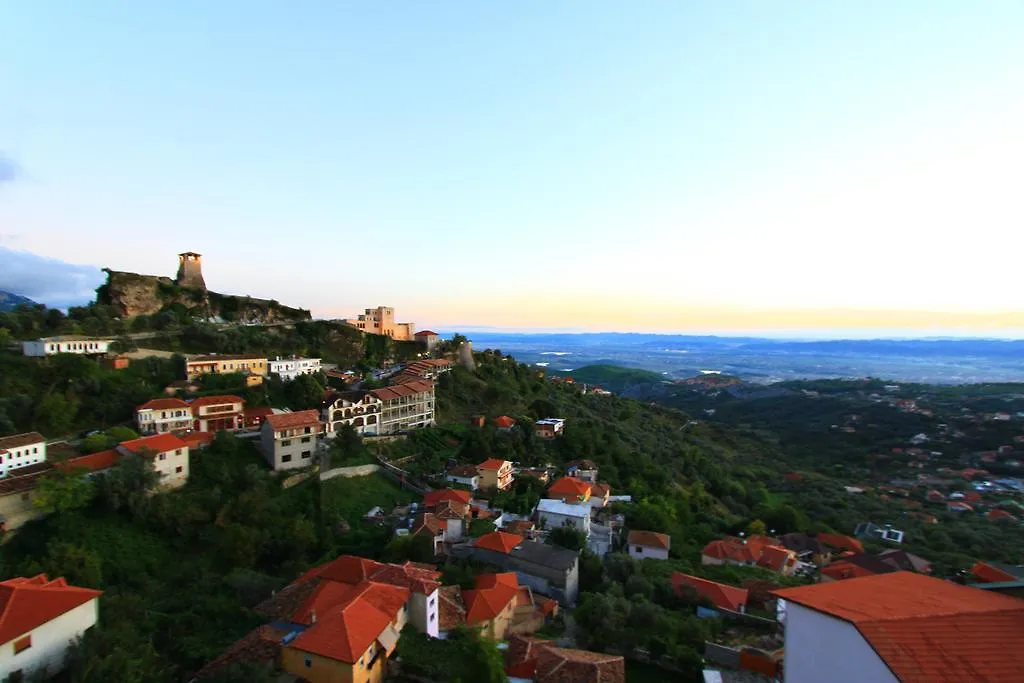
[535,418,566,439]
[775,571,1024,683]
[323,391,383,436]
[22,337,113,357]
[0,433,46,479]
[135,398,193,435]
[268,356,322,381]
[445,464,481,490]
[260,410,324,471]
[115,434,190,489]
[536,498,590,536]
[0,574,102,681]
[627,530,671,561]
[370,380,436,435]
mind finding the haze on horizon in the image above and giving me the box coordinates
[1,2,1022,337]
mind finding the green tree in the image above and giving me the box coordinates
[33,472,95,513]
[746,519,768,536]
[547,525,587,552]
[468,518,496,538]
[34,393,78,436]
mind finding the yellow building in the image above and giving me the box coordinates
[342,307,415,341]
[184,354,268,381]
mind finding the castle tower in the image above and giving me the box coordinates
[176,252,207,290]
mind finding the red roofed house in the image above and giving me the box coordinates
[493,415,517,431]
[505,634,625,683]
[702,536,798,576]
[627,530,672,561]
[116,433,190,489]
[423,488,473,509]
[987,509,1017,522]
[413,330,440,351]
[259,410,324,471]
[475,531,525,555]
[190,395,245,433]
[135,397,192,435]
[244,406,275,429]
[477,459,514,491]
[775,571,1024,683]
[54,449,121,476]
[445,463,481,490]
[458,573,521,640]
[546,477,592,504]
[971,561,1024,584]
[816,533,865,554]
[672,572,748,613]
[0,575,102,680]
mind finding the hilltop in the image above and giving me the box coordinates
[0,290,36,312]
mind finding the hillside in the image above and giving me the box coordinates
[0,290,36,312]
[554,364,664,393]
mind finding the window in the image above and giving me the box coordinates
[301,451,312,459]
[281,439,291,446]
[282,454,292,463]
[13,635,31,654]
[429,597,435,607]
[175,466,183,473]
[304,655,312,668]
[301,436,311,443]
[159,453,166,461]
[635,546,642,553]
[304,427,312,434]
[429,612,436,622]
[175,449,182,456]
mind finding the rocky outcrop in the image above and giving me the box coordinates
[96,269,311,322]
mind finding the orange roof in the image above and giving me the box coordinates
[463,573,519,624]
[190,394,244,408]
[423,488,472,508]
[477,458,511,471]
[288,590,393,664]
[0,575,102,644]
[627,530,671,551]
[117,433,188,456]
[775,572,1024,682]
[817,533,865,553]
[264,410,321,430]
[547,477,592,498]
[821,560,878,581]
[702,539,758,564]
[475,531,523,554]
[414,330,439,337]
[493,416,516,428]
[971,561,1018,584]
[370,380,434,401]
[987,509,1016,521]
[757,545,796,572]
[136,398,190,411]
[55,449,121,473]
[672,573,748,612]
[180,431,214,449]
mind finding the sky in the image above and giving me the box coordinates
[1,2,1023,336]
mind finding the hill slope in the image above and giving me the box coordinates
[0,290,36,312]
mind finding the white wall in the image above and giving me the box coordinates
[628,545,669,561]
[445,474,479,490]
[538,510,590,536]
[152,446,190,488]
[0,599,98,680]
[0,439,46,478]
[783,602,898,683]
[409,589,440,638]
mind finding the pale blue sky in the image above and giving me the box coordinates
[1,2,1023,333]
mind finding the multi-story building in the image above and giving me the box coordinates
[535,418,566,439]
[465,532,580,605]
[135,398,193,435]
[342,306,415,340]
[0,574,102,681]
[477,459,514,491]
[369,380,435,435]
[0,433,46,478]
[116,434,190,489]
[536,499,590,537]
[268,356,322,381]
[190,395,245,432]
[184,354,268,381]
[414,330,441,351]
[260,410,324,471]
[390,359,453,385]
[323,391,383,436]
[21,337,113,357]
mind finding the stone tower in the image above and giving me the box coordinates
[176,252,207,290]
[458,340,476,371]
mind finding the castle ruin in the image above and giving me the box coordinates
[176,252,207,290]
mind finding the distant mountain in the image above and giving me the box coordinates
[0,290,37,312]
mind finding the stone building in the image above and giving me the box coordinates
[175,251,206,289]
[342,306,415,340]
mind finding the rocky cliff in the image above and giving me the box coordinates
[96,269,312,322]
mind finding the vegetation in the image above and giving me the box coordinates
[394,626,506,683]
[559,364,663,393]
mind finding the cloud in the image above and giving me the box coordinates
[0,155,18,185]
[0,248,105,308]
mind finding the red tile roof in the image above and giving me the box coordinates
[463,573,519,625]
[987,509,1017,521]
[475,531,524,555]
[136,398,190,411]
[627,530,671,551]
[477,458,511,471]
[288,590,393,664]
[775,572,1024,683]
[672,573,748,612]
[55,449,121,474]
[971,561,1018,584]
[264,410,321,430]
[437,586,466,631]
[547,477,592,499]
[423,488,472,508]
[117,433,188,456]
[414,330,439,337]
[817,533,865,553]
[0,575,102,644]
[493,416,516,428]
[189,394,244,408]
[821,560,879,581]
[702,538,758,564]
[370,380,434,401]
[757,545,796,572]
[180,432,215,449]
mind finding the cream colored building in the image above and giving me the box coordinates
[369,380,435,434]
[116,434,190,489]
[184,354,268,380]
[342,307,415,340]
[323,392,383,436]
[260,410,324,470]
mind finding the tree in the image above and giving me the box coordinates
[95,456,160,515]
[34,472,95,513]
[547,525,587,551]
[34,393,78,436]
[468,518,496,538]
[746,519,768,536]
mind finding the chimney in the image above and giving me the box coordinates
[310,609,316,624]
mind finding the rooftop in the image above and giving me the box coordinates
[477,458,511,471]
[55,449,121,474]
[475,531,524,555]
[672,573,748,612]
[190,394,244,407]
[0,432,46,451]
[117,433,188,456]
[136,398,191,411]
[264,410,321,430]
[370,380,434,400]
[0,574,102,644]
[547,477,592,498]
[628,530,671,551]
[536,498,591,519]
[509,539,579,572]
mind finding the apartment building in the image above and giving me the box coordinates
[0,433,46,479]
[190,395,245,432]
[342,306,415,340]
[184,354,268,381]
[268,356,322,381]
[22,336,113,357]
[323,391,383,436]
[116,434,190,489]
[135,398,193,435]
[260,410,324,471]
[369,380,435,435]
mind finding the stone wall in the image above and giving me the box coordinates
[319,464,381,481]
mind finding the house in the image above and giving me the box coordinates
[534,418,565,439]
[970,561,1024,584]
[535,499,590,536]
[947,501,974,513]
[778,533,831,566]
[587,482,611,508]
[926,489,945,503]
[423,488,473,509]
[671,573,748,613]
[116,433,190,489]
[469,415,486,429]
[342,306,415,340]
[820,554,899,582]
[184,354,268,381]
[0,574,102,681]
[190,395,245,432]
[627,530,671,560]
[260,410,324,471]
[268,356,322,381]
[854,522,904,544]
[244,406,276,429]
[504,634,625,683]
[987,509,1017,522]
[0,432,47,478]
[369,380,436,434]
[21,336,113,357]
[413,499,471,552]
[323,391,383,436]
[465,532,580,605]
[565,459,598,483]
[103,355,130,370]
[517,467,551,485]
[876,549,932,574]
[445,464,480,490]
[816,533,865,554]
[546,477,591,504]
[774,571,1024,683]
[451,573,521,640]
[55,450,121,476]
[180,431,214,451]
[391,359,452,385]
[0,464,52,532]
[135,398,193,435]
[702,536,798,575]
[494,415,517,432]
[478,459,514,491]
[414,330,441,351]
[233,555,441,683]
